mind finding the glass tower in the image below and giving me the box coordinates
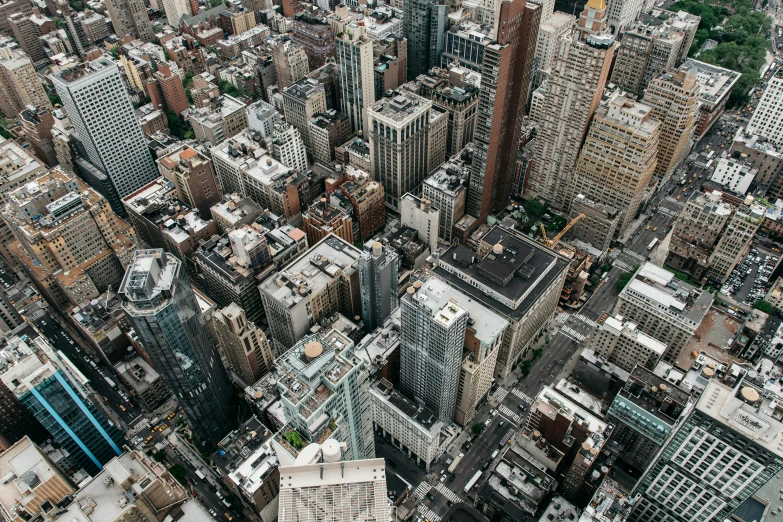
[359,242,399,332]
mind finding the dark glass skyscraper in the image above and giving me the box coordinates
[119,249,238,447]
[359,242,399,332]
[403,0,447,79]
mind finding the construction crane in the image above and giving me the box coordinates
[539,213,585,248]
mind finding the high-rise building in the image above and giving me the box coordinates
[435,225,569,379]
[336,23,375,137]
[0,46,51,118]
[301,198,354,248]
[19,105,57,166]
[583,314,666,373]
[568,94,660,231]
[4,168,137,310]
[195,225,272,325]
[103,0,154,40]
[282,78,328,153]
[277,447,388,522]
[271,38,310,90]
[52,59,158,207]
[605,0,644,35]
[211,303,274,386]
[467,0,541,223]
[368,91,446,209]
[291,10,335,69]
[606,366,692,476]
[641,68,700,179]
[526,29,616,209]
[630,379,783,522]
[0,436,75,520]
[359,242,399,332]
[533,11,575,86]
[338,167,385,241]
[157,145,221,218]
[0,0,34,36]
[152,63,189,116]
[269,123,309,173]
[308,111,350,167]
[259,235,361,352]
[187,95,249,146]
[706,201,765,284]
[430,69,479,157]
[403,0,447,79]
[0,335,125,474]
[400,193,440,253]
[422,153,469,244]
[119,249,238,447]
[614,263,713,363]
[161,0,191,26]
[399,277,469,423]
[9,11,55,66]
[0,379,47,451]
[566,194,620,252]
[747,68,783,146]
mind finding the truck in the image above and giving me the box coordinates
[104,376,117,389]
[464,471,482,493]
[448,453,464,474]
[195,470,206,481]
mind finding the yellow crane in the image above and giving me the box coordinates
[539,213,585,247]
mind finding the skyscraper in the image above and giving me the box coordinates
[641,68,700,179]
[161,0,191,26]
[119,249,238,447]
[211,303,274,387]
[526,14,616,209]
[630,379,783,522]
[0,46,51,118]
[0,335,125,474]
[336,23,375,138]
[400,277,469,423]
[52,59,158,212]
[403,0,447,79]
[467,0,541,223]
[103,0,154,40]
[359,242,399,332]
[747,68,783,146]
[568,93,660,232]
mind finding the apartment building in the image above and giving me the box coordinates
[19,106,57,166]
[282,77,327,152]
[684,58,741,137]
[747,67,783,146]
[583,315,667,373]
[336,23,375,137]
[187,94,248,145]
[212,303,274,387]
[270,37,309,90]
[302,198,354,245]
[533,11,575,86]
[114,357,171,410]
[157,145,221,217]
[339,167,385,241]
[707,199,765,283]
[0,46,51,118]
[567,194,621,252]
[308,111,350,167]
[103,0,154,40]
[422,154,468,245]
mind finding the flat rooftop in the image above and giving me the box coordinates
[624,262,713,325]
[372,378,442,434]
[682,58,742,106]
[369,91,431,123]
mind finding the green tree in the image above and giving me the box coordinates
[218,80,240,97]
[209,0,224,6]
[520,359,532,377]
[48,93,61,106]
[285,430,305,449]
[184,129,195,139]
[166,110,185,139]
[753,300,775,314]
[617,270,635,291]
[471,423,484,435]
[152,450,166,462]
[69,0,85,11]
[168,464,187,484]
[522,198,547,219]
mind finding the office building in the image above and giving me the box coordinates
[103,0,154,40]
[211,130,302,224]
[247,99,279,138]
[157,145,221,218]
[0,46,51,118]
[336,23,375,137]
[9,12,54,66]
[399,277,468,423]
[195,224,272,325]
[630,380,783,522]
[273,329,375,463]
[400,193,440,253]
[369,91,447,209]
[0,436,75,521]
[338,168,385,241]
[19,106,57,166]
[0,335,125,474]
[606,366,691,475]
[359,242,399,332]
[569,94,660,231]
[614,263,713,363]
[290,10,334,69]
[114,357,171,411]
[308,111,351,167]
[728,127,783,191]
[641,68,700,179]
[119,249,238,447]
[583,315,666,373]
[283,78,328,153]
[269,123,309,174]
[706,200,764,283]
[187,94,249,145]
[683,59,741,138]
[212,303,274,387]
[747,68,783,146]
[278,448,387,522]
[271,37,310,90]
[0,377,47,451]
[259,234,361,352]
[567,194,621,252]
[709,156,758,195]
[435,226,570,379]
[441,20,490,72]
[422,153,468,244]
[301,198,354,245]
[52,59,158,204]
[4,168,137,310]
[527,30,616,210]
[605,0,644,35]
[403,0,447,79]
[467,0,541,224]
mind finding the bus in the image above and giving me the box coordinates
[464,471,483,493]
[104,376,117,389]
[647,238,659,251]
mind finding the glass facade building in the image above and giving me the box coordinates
[359,242,399,332]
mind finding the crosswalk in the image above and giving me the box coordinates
[154,441,167,451]
[498,404,522,425]
[511,389,534,405]
[555,312,570,324]
[418,505,441,522]
[131,419,150,435]
[435,483,461,504]
[614,260,633,272]
[624,250,646,263]
[560,325,587,342]
[491,388,509,402]
[412,481,431,501]
[29,309,46,321]
[572,313,597,328]
[161,427,172,437]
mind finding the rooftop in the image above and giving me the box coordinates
[371,378,443,435]
[681,58,742,106]
[212,416,278,495]
[369,91,432,123]
[119,249,178,306]
[578,478,632,522]
[601,315,667,355]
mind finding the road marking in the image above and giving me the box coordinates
[561,326,586,342]
[511,389,534,405]
[30,309,46,321]
[555,312,570,324]
[624,250,646,263]
[498,404,522,424]
[412,481,432,500]
[573,313,597,327]
[131,419,150,435]
[418,505,441,522]
[435,483,461,503]
[614,260,632,272]
[154,441,167,451]
[491,388,509,402]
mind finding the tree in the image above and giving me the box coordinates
[184,129,195,140]
[218,80,240,97]
[166,110,185,139]
[753,300,775,314]
[168,464,187,484]
[471,423,484,435]
[522,198,547,219]
[69,0,85,11]
[48,93,61,106]
[152,450,166,462]
[617,271,635,291]
[520,359,532,377]
[285,430,305,449]
[209,0,224,6]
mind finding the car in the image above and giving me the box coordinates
[191,478,199,486]
[208,509,217,518]
[119,404,126,412]
[152,425,160,432]
[168,412,176,420]
[159,424,168,432]
[653,227,657,232]
[499,420,506,427]
[440,475,447,483]
[427,493,435,501]
[646,225,651,230]
[482,461,490,470]
[518,403,526,410]
[144,436,153,444]
[224,514,233,521]
[676,195,681,200]
[102,396,108,402]
[449,473,456,482]
[447,501,453,507]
